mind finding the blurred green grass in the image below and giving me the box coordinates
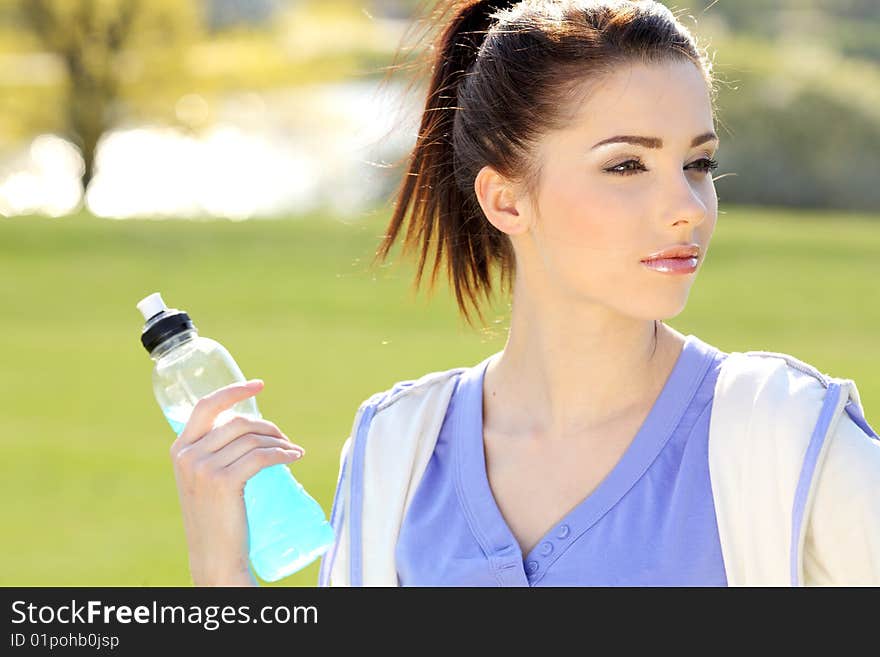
[0,203,877,586]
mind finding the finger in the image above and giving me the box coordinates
[223,446,304,485]
[208,433,304,469]
[197,415,292,455]
[177,380,264,446]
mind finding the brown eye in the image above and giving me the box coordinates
[688,157,719,174]
[605,159,646,176]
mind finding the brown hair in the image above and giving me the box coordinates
[372,0,717,328]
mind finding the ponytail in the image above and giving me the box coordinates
[372,1,516,329]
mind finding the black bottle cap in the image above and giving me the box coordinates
[140,309,197,354]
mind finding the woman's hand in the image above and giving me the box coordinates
[169,380,305,586]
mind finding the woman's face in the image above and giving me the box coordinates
[518,59,719,321]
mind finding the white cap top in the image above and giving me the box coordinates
[136,292,168,321]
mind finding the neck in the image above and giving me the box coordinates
[483,289,685,442]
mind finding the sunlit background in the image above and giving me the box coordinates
[1,0,878,586]
[0,0,425,219]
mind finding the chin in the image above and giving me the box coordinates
[635,297,689,321]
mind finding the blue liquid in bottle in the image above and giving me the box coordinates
[137,292,334,582]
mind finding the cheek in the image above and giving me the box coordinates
[699,214,717,245]
[690,192,718,255]
[538,177,636,253]
[534,180,640,293]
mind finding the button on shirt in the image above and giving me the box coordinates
[395,333,730,586]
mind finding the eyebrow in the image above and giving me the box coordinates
[591,131,719,150]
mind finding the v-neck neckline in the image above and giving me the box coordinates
[453,333,716,584]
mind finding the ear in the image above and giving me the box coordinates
[474,165,531,236]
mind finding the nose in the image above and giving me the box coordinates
[669,173,710,228]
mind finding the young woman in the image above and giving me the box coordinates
[170,0,880,587]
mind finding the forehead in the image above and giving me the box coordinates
[564,60,714,139]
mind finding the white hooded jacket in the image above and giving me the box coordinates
[317,347,880,587]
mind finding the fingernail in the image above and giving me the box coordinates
[249,379,264,387]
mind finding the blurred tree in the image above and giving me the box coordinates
[13,0,200,190]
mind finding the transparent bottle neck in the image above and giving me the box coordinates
[150,328,198,361]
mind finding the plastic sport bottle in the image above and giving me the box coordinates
[136,292,334,582]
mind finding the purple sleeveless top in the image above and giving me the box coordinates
[395,333,730,586]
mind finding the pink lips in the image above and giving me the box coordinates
[640,256,699,274]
